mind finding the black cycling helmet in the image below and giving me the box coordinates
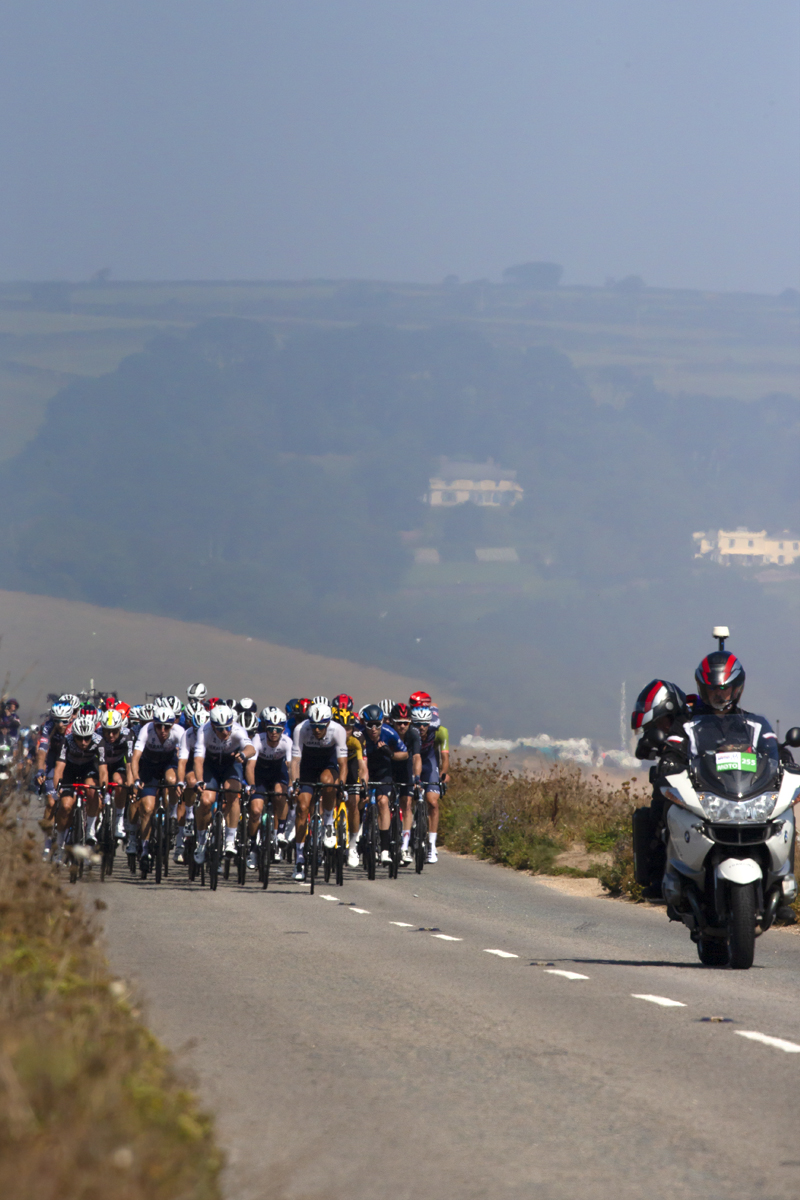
[361,704,383,726]
[631,680,687,731]
[694,652,745,713]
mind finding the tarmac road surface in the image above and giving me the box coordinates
[95,851,800,1200]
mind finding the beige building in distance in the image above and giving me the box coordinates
[693,528,800,566]
[427,458,524,507]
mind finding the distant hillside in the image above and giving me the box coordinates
[0,589,455,723]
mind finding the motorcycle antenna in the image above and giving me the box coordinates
[712,625,730,651]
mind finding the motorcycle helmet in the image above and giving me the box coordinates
[631,680,687,731]
[695,652,745,713]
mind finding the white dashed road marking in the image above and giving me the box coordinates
[736,1031,800,1054]
[632,994,686,1008]
[484,949,519,959]
[349,907,370,915]
[545,969,589,981]
[319,894,339,902]
[432,934,462,941]
[390,921,415,927]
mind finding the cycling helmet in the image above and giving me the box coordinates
[285,698,301,719]
[390,702,411,722]
[411,706,434,725]
[100,709,126,733]
[71,714,96,739]
[332,693,354,712]
[153,704,174,725]
[115,701,131,718]
[379,699,395,718]
[261,706,286,729]
[59,693,81,714]
[361,704,384,726]
[187,682,207,701]
[299,698,312,716]
[332,705,353,728]
[79,705,98,721]
[207,697,222,711]
[210,704,235,728]
[239,710,258,733]
[186,698,205,718]
[191,707,209,730]
[165,694,182,717]
[695,652,745,713]
[631,681,687,731]
[308,702,332,726]
[312,695,329,708]
[50,701,73,722]
[409,691,432,709]
[142,703,155,720]
[238,697,258,714]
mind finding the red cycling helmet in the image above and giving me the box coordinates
[390,702,411,722]
[298,698,312,716]
[332,693,354,712]
[409,690,432,709]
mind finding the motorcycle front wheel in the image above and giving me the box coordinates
[697,936,728,967]
[729,882,756,969]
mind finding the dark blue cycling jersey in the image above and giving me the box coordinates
[364,723,406,781]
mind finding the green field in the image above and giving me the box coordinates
[0,278,796,462]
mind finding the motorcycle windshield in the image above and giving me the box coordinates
[690,713,778,798]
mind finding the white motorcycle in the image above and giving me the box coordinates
[655,717,800,968]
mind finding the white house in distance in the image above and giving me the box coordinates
[427,458,524,507]
[693,528,800,566]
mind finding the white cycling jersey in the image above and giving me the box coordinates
[179,726,198,760]
[292,719,348,759]
[252,731,292,763]
[193,722,254,759]
[134,722,186,760]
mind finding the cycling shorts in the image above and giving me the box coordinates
[298,747,339,791]
[138,752,177,796]
[201,754,244,792]
[43,766,58,798]
[254,758,289,792]
[61,760,99,789]
[421,756,440,794]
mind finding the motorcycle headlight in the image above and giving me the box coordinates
[698,792,778,822]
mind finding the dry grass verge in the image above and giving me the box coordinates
[440,758,646,896]
[0,786,222,1200]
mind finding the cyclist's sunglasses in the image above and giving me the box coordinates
[365,720,382,729]
[311,722,329,732]
[393,719,411,726]
[154,722,173,730]
[74,734,93,744]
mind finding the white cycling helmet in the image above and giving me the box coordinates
[71,714,96,738]
[312,695,329,707]
[260,706,286,728]
[100,709,125,732]
[379,698,396,718]
[166,694,182,716]
[239,710,258,733]
[152,704,174,725]
[50,701,73,722]
[411,706,434,725]
[308,702,332,725]
[238,696,257,714]
[59,693,81,715]
[187,682,207,701]
[142,703,155,719]
[210,703,235,728]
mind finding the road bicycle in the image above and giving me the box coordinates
[233,786,253,887]
[410,783,428,875]
[257,790,286,890]
[323,783,347,886]
[386,783,402,879]
[298,782,330,895]
[96,779,125,881]
[360,782,380,881]
[57,781,97,884]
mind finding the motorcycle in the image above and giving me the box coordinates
[649,717,800,968]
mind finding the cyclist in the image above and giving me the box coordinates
[289,701,348,881]
[361,703,408,864]
[189,703,255,865]
[285,698,312,736]
[245,707,292,869]
[333,704,366,867]
[411,706,449,863]
[36,700,74,860]
[51,713,105,859]
[173,704,208,863]
[187,682,208,708]
[129,703,186,862]
[98,708,133,839]
[389,702,422,865]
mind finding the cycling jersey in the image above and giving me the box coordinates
[364,724,406,782]
[392,724,420,791]
[193,723,253,759]
[101,732,132,767]
[180,726,198,761]
[38,718,72,767]
[252,731,293,763]
[134,722,187,761]
[291,720,348,760]
[58,732,105,768]
[346,734,363,762]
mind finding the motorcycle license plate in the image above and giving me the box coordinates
[715,751,757,773]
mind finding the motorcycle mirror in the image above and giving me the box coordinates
[783,727,800,749]
[712,625,730,650]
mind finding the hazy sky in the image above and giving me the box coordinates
[1,1,798,291]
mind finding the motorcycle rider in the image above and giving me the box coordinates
[631,680,688,894]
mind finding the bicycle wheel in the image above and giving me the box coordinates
[414,800,427,874]
[389,804,401,880]
[237,814,248,887]
[209,810,222,891]
[309,807,319,895]
[99,806,114,881]
[362,803,376,881]
[260,808,274,890]
[335,809,347,886]
[154,812,164,884]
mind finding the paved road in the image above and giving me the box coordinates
[94,852,800,1200]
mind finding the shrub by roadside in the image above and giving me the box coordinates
[440,758,645,893]
[0,788,222,1200]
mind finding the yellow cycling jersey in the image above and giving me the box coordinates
[346,734,363,762]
